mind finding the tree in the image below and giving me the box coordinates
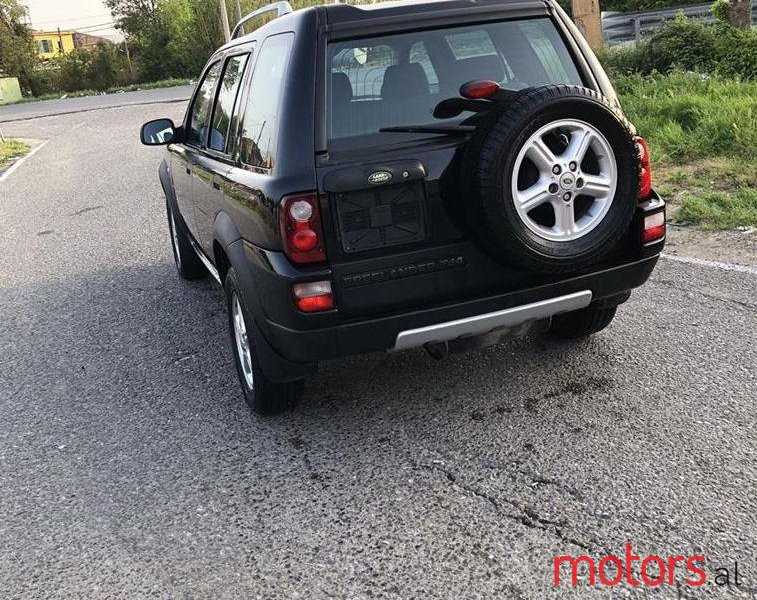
[0,0,37,91]
[713,0,753,28]
[105,0,174,80]
[163,0,222,75]
[105,0,222,81]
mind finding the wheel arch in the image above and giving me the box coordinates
[213,210,317,383]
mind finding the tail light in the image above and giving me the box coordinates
[279,193,326,264]
[293,281,335,313]
[635,137,653,201]
[460,79,501,100]
[642,210,666,244]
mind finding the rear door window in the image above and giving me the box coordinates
[209,54,249,154]
[327,18,583,149]
[239,33,294,170]
[187,61,222,146]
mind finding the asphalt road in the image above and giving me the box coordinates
[0,90,755,599]
[0,85,193,123]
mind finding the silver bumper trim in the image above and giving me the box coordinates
[393,290,593,351]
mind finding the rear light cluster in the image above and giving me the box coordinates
[280,193,326,265]
[642,210,666,245]
[280,193,334,312]
[293,281,335,313]
[635,136,653,201]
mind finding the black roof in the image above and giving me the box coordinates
[219,0,550,51]
[321,0,549,29]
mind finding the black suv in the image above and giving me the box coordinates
[141,0,666,415]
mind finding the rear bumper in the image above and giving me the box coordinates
[393,290,592,351]
[261,253,660,363]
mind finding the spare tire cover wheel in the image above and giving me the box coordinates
[464,85,639,273]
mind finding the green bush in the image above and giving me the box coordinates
[599,15,757,80]
[54,44,131,92]
[27,66,61,97]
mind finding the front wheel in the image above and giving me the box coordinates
[225,268,304,415]
[548,303,618,340]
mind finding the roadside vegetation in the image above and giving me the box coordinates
[10,78,193,105]
[601,16,757,230]
[0,139,30,169]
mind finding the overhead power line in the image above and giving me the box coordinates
[33,21,117,33]
[31,13,114,26]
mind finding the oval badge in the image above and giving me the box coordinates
[368,171,393,185]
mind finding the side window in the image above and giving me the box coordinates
[188,61,222,146]
[239,33,294,170]
[209,54,249,153]
[409,42,439,94]
[519,21,581,83]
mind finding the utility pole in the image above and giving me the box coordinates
[124,38,133,80]
[571,0,602,48]
[57,27,64,54]
[219,0,231,43]
[235,0,243,23]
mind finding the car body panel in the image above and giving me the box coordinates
[150,0,664,380]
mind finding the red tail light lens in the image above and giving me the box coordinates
[293,281,335,313]
[642,210,666,244]
[636,137,653,201]
[280,193,326,264]
[460,79,501,100]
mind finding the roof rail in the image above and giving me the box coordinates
[231,1,294,39]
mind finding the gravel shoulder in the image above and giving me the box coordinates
[665,224,757,268]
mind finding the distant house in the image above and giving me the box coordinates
[32,30,113,60]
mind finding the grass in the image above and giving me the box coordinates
[0,140,30,169]
[615,71,757,229]
[676,189,757,230]
[8,78,193,105]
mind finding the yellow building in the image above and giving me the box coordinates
[32,30,112,60]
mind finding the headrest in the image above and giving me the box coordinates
[381,63,429,99]
[332,72,354,105]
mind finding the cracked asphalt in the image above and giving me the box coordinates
[0,90,755,599]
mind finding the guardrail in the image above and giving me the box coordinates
[602,3,757,45]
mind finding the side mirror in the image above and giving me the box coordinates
[140,118,178,146]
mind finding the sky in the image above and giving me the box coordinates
[21,0,123,41]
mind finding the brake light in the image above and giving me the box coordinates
[460,79,501,100]
[642,210,666,244]
[636,136,653,201]
[293,281,335,313]
[280,193,326,264]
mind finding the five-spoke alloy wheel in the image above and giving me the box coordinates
[512,119,618,242]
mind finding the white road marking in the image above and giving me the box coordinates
[662,253,757,275]
[0,140,49,183]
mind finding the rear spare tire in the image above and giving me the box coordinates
[462,85,639,273]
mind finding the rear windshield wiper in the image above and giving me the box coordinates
[379,124,476,135]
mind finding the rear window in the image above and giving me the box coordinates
[328,18,582,149]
